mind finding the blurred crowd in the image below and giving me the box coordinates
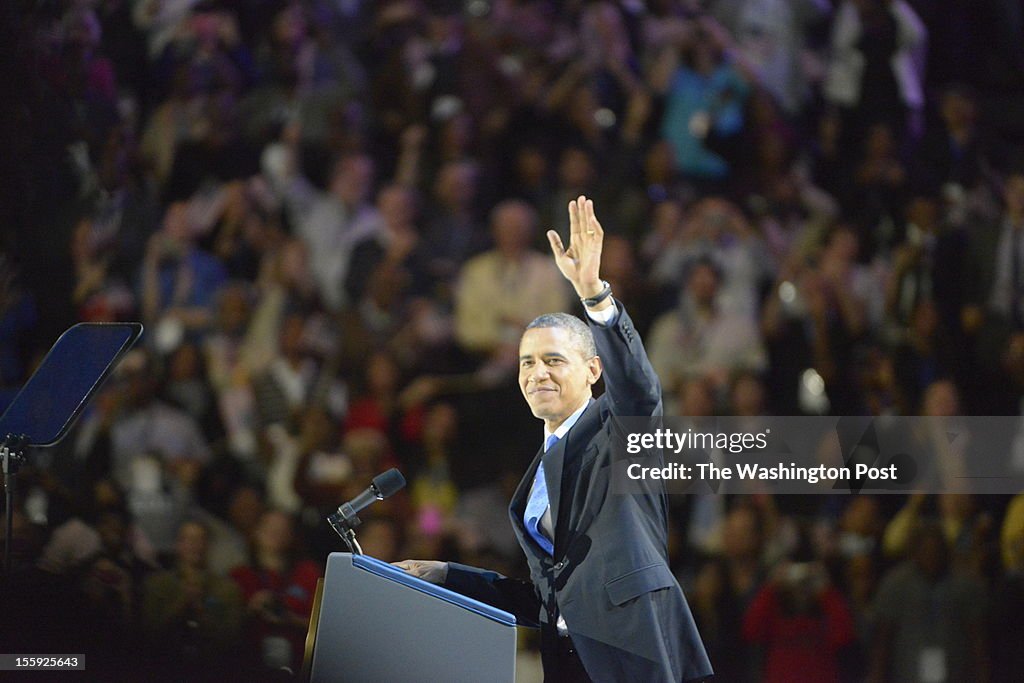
[3,0,1024,681]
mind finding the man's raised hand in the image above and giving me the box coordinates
[547,195,605,300]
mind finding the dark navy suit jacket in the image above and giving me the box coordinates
[444,305,713,682]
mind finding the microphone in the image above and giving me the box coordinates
[328,468,406,532]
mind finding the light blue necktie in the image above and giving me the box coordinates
[524,434,558,555]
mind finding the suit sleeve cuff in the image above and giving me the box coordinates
[584,300,619,326]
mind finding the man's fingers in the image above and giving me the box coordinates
[547,229,565,256]
[399,562,426,577]
[393,560,446,584]
[568,198,581,240]
[585,198,603,236]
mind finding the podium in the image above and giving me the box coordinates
[306,553,517,683]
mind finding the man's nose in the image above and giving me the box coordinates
[530,364,550,381]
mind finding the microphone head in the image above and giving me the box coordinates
[372,468,406,499]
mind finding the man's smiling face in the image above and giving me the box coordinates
[519,326,602,431]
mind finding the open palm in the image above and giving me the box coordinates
[547,195,604,298]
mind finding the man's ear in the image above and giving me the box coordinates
[587,355,603,385]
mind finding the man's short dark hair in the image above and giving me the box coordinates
[525,312,597,359]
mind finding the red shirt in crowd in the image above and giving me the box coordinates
[742,583,856,683]
[230,559,322,667]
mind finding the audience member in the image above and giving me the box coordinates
[648,258,766,395]
[869,520,988,683]
[142,520,243,675]
[454,200,570,361]
[230,510,321,672]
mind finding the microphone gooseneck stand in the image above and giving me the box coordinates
[328,505,365,555]
[333,524,364,556]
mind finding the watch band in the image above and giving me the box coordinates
[581,280,613,307]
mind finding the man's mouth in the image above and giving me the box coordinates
[529,386,557,396]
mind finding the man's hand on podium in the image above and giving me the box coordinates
[393,559,448,584]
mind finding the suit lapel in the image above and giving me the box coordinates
[543,437,566,555]
[547,399,600,558]
[509,445,544,537]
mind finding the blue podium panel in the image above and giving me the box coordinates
[310,553,517,683]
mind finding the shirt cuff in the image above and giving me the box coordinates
[584,299,618,326]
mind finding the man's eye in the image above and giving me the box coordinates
[547,359,563,365]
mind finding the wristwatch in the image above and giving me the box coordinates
[581,280,613,307]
